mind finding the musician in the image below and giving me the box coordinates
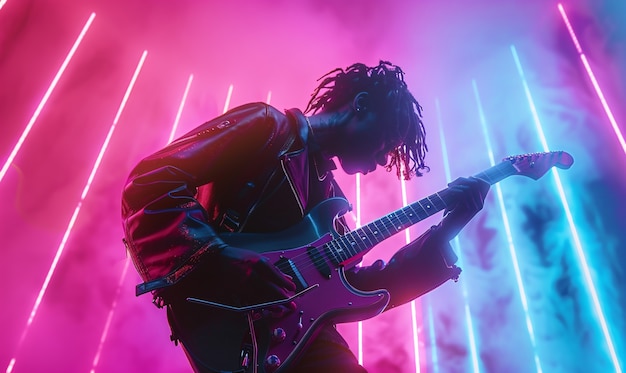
[121,61,490,373]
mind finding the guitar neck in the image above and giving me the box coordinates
[325,160,518,265]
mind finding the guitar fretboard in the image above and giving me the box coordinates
[324,159,519,265]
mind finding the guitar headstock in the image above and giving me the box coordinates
[504,151,574,180]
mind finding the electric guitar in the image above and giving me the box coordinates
[187,151,574,373]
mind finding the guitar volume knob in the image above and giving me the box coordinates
[272,327,286,343]
[265,355,281,372]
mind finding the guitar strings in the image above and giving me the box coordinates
[277,190,455,280]
[273,156,538,288]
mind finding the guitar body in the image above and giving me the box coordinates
[193,198,390,373]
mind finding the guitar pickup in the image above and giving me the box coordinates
[306,246,332,279]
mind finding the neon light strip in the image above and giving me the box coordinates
[354,171,422,369]
[168,74,194,143]
[402,175,422,373]
[435,98,480,373]
[5,50,148,373]
[472,79,543,373]
[355,173,362,230]
[89,258,130,373]
[357,319,364,365]
[266,91,272,105]
[223,84,233,113]
[355,173,364,365]
[84,50,148,198]
[0,12,96,184]
[511,45,622,373]
[89,73,194,372]
[462,300,478,371]
[409,288,421,373]
[425,302,439,373]
[0,0,7,11]
[558,3,626,157]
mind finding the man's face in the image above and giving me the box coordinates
[335,111,399,175]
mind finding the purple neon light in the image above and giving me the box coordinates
[0,12,96,185]
[5,50,148,373]
[558,3,626,157]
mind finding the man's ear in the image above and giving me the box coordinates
[352,92,369,117]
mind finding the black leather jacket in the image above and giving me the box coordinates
[121,102,460,309]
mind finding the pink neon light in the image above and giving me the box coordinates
[5,50,148,373]
[5,360,14,373]
[223,84,234,113]
[578,54,626,155]
[0,0,7,11]
[558,3,626,156]
[0,12,96,185]
[266,91,272,105]
[89,258,131,373]
[558,4,582,53]
[168,74,194,143]
[82,50,148,200]
[355,174,363,365]
[401,173,423,373]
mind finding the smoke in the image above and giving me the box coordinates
[1,0,624,372]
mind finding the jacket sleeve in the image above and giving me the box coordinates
[121,103,285,295]
[344,224,462,310]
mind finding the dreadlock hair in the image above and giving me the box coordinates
[304,60,429,180]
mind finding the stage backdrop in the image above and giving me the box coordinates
[0,0,624,372]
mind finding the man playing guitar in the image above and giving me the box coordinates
[122,61,491,372]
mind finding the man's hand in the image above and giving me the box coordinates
[216,246,297,310]
[438,176,490,241]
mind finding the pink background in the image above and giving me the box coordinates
[1,0,624,372]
